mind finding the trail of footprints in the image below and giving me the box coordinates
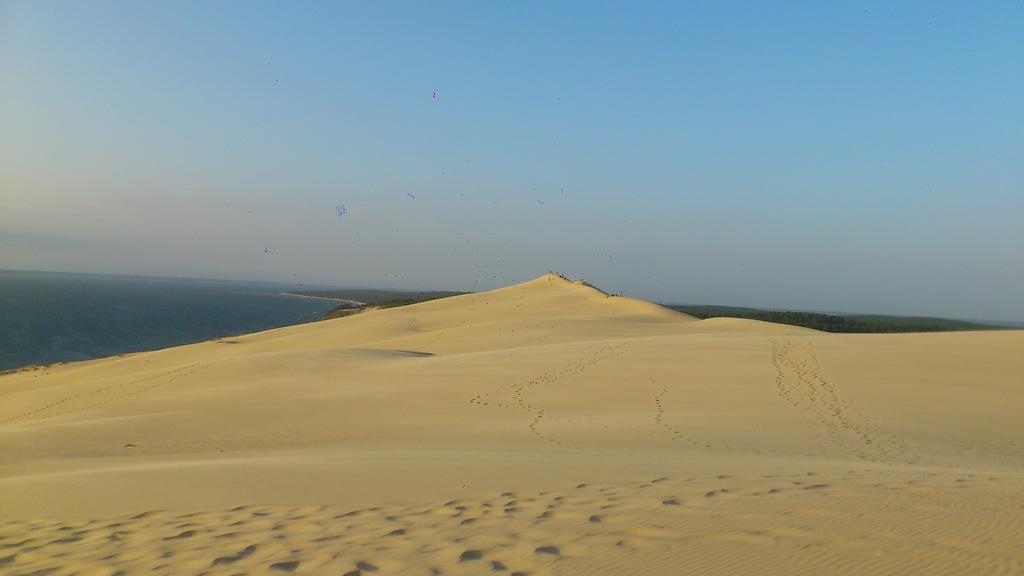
[421,329,448,351]
[468,349,749,454]
[2,363,206,425]
[469,345,624,450]
[652,380,713,449]
[770,339,918,464]
[3,471,1019,576]
[650,379,758,454]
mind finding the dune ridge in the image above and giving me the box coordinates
[2,274,1022,575]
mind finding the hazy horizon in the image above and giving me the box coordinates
[4,267,1021,326]
[2,2,1022,322]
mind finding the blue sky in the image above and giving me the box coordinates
[1,1,1022,320]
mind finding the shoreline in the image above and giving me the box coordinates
[280,292,365,306]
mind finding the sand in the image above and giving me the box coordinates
[1,273,1022,575]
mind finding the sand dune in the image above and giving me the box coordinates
[2,274,1023,575]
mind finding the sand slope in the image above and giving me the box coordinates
[2,274,1022,575]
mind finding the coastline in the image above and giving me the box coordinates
[0,270,340,372]
[280,292,365,306]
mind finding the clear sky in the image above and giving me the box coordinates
[2,1,1022,321]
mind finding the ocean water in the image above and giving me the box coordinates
[0,270,339,372]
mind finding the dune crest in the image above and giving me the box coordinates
[2,274,1022,575]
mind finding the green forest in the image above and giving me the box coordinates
[287,289,470,320]
[665,305,1004,333]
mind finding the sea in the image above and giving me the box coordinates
[0,270,340,372]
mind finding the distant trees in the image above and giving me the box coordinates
[302,289,471,321]
[664,305,1001,333]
